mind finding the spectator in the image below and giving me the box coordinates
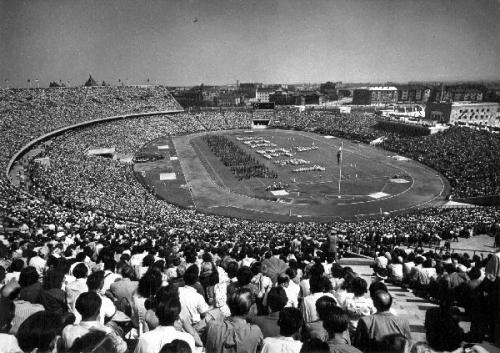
[18,266,42,303]
[301,275,336,323]
[278,274,299,308]
[323,306,362,353]
[135,295,196,353]
[178,265,209,326]
[39,268,67,314]
[131,269,162,333]
[62,292,127,353]
[252,286,288,338]
[66,263,89,312]
[299,338,330,353]
[160,339,193,353]
[16,311,63,353]
[261,307,303,353]
[206,288,263,353]
[354,290,411,352]
[344,277,376,337]
[0,297,21,353]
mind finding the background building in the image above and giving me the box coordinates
[396,85,430,103]
[352,86,398,105]
[425,101,499,127]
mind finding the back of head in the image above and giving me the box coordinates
[315,295,337,321]
[369,281,388,299]
[75,292,102,320]
[86,271,105,291]
[121,264,136,280]
[323,306,349,336]
[267,287,288,313]
[227,288,252,317]
[372,290,392,312]
[138,269,162,297]
[236,266,253,286]
[156,296,181,326]
[278,307,303,336]
[299,338,329,353]
[18,266,39,287]
[351,277,368,297]
[73,263,89,279]
[17,311,63,353]
[184,265,199,286]
[160,339,192,353]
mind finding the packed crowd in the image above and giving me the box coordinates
[0,223,499,353]
[381,128,500,198]
[1,88,500,352]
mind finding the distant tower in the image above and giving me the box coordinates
[236,80,239,89]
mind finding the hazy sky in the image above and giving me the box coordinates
[1,0,499,87]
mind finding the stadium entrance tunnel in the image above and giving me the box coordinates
[252,119,270,129]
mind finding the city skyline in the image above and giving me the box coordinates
[1,0,500,88]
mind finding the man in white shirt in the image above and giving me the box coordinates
[66,263,89,312]
[178,267,209,325]
[261,307,303,353]
[301,275,336,323]
[28,250,46,277]
[277,274,299,308]
[62,292,127,353]
[134,295,196,353]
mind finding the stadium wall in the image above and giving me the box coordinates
[5,110,184,181]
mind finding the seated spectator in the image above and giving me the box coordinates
[303,295,348,342]
[66,263,89,312]
[354,290,411,352]
[18,266,42,303]
[84,270,117,324]
[39,268,67,314]
[301,274,336,323]
[0,297,22,353]
[323,306,362,353]
[206,288,263,353]
[134,295,196,353]
[261,307,303,353]
[62,292,127,353]
[344,277,376,337]
[251,286,288,338]
[388,257,403,284]
[424,298,464,352]
[16,311,64,353]
[131,269,162,333]
[109,264,138,315]
[5,258,24,283]
[278,274,299,308]
[178,265,209,326]
[1,280,44,335]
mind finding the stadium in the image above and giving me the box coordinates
[1,84,500,351]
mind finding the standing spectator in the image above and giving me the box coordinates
[278,273,299,308]
[354,290,411,352]
[323,306,363,353]
[261,307,303,353]
[134,295,196,353]
[206,288,263,353]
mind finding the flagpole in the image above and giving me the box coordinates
[338,142,343,196]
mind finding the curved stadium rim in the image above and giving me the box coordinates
[5,110,184,182]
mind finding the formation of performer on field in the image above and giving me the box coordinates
[265,180,289,191]
[204,134,277,180]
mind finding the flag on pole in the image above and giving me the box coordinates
[337,144,343,165]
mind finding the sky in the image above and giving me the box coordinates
[1,0,499,87]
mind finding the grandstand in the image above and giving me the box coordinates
[1,86,500,352]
